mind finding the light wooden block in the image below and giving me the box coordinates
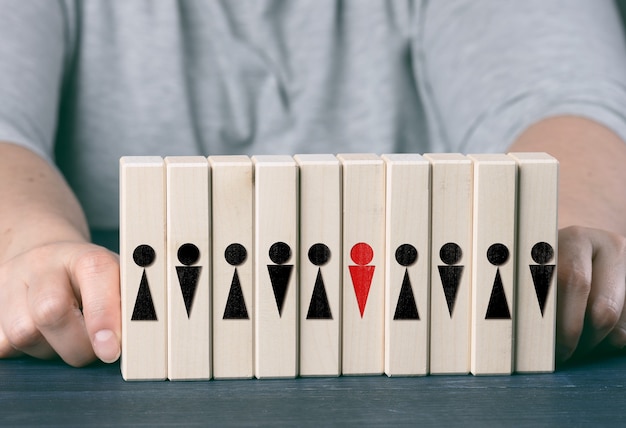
[209,156,254,379]
[337,154,385,376]
[294,154,342,377]
[509,153,558,373]
[120,157,167,380]
[382,154,430,376]
[165,157,211,380]
[253,155,298,379]
[423,154,473,375]
[468,154,517,375]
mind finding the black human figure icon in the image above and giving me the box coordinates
[485,243,511,320]
[393,244,420,320]
[131,244,158,321]
[176,243,202,318]
[529,242,556,317]
[306,243,333,320]
[223,243,249,320]
[267,242,294,317]
[437,242,464,317]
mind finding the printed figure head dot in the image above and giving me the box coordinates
[269,241,291,265]
[395,244,418,267]
[487,243,509,266]
[225,243,247,266]
[351,242,373,266]
[440,242,462,265]
[133,244,156,268]
[178,243,200,266]
[308,243,331,266]
[531,242,554,265]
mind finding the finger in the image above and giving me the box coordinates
[68,247,121,363]
[577,230,626,353]
[0,327,23,359]
[0,276,56,360]
[555,227,593,361]
[27,267,96,367]
[605,302,626,349]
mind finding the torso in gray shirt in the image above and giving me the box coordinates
[2,0,626,229]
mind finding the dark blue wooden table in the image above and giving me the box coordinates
[1,352,625,427]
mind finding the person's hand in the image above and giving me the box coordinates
[557,226,626,361]
[0,241,120,367]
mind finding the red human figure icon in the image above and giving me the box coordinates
[349,242,375,318]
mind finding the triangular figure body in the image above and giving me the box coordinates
[529,265,555,317]
[267,265,293,316]
[132,270,158,321]
[223,269,249,319]
[349,265,375,317]
[485,268,511,319]
[176,266,201,318]
[393,269,419,320]
[307,269,332,319]
[437,265,463,317]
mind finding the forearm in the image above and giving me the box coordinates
[0,142,90,263]
[508,116,626,235]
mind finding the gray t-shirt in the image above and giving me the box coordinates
[2,0,626,229]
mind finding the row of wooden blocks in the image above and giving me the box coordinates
[120,153,558,381]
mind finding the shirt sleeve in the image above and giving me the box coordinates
[414,0,626,153]
[0,0,67,162]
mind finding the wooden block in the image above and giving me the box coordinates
[209,156,254,379]
[509,153,558,373]
[253,155,298,379]
[337,154,385,375]
[165,157,211,380]
[120,156,167,381]
[468,154,517,375]
[423,154,473,375]
[382,154,430,377]
[294,154,342,377]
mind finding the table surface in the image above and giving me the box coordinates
[1,352,625,427]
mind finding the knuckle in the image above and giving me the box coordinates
[30,293,75,329]
[614,234,626,256]
[5,317,41,350]
[73,250,118,281]
[0,331,17,357]
[558,265,591,297]
[559,225,587,244]
[589,298,621,332]
[82,297,111,320]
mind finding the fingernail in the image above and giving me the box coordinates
[94,329,120,363]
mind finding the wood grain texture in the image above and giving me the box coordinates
[424,154,473,375]
[468,154,517,375]
[165,157,211,380]
[382,154,430,376]
[294,154,342,377]
[337,154,385,375]
[3,353,626,426]
[509,153,558,373]
[253,155,298,379]
[209,156,254,379]
[120,156,167,380]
